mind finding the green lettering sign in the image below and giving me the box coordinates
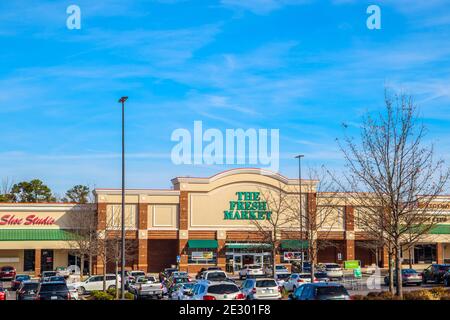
[224,192,271,221]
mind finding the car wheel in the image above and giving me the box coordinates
[79,287,86,295]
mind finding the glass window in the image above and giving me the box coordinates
[256,280,277,287]
[23,250,35,272]
[207,284,239,294]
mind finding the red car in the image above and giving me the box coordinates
[0,266,16,280]
[0,287,6,300]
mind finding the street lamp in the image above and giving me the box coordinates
[295,154,304,272]
[118,96,128,300]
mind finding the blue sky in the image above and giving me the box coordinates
[1,0,450,195]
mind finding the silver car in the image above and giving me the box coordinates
[188,280,245,300]
[319,263,344,280]
[241,278,282,300]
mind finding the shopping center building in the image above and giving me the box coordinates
[1,168,450,276]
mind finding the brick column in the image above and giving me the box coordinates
[179,192,189,272]
[344,206,355,262]
[437,243,444,264]
[138,202,149,272]
[381,246,389,268]
[217,230,227,270]
[34,249,41,277]
[97,203,107,230]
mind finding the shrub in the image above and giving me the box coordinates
[105,288,134,300]
[350,295,365,300]
[428,287,450,299]
[403,290,436,300]
[91,290,114,300]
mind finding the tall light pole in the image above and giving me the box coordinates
[118,96,128,300]
[295,154,304,272]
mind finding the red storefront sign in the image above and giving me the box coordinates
[0,214,56,226]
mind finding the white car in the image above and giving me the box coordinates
[241,278,282,300]
[266,264,290,276]
[239,265,265,279]
[282,273,313,292]
[67,284,79,300]
[202,270,229,282]
[319,263,344,280]
[188,280,245,300]
[72,274,121,294]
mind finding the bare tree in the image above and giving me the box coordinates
[249,185,295,278]
[336,91,450,298]
[66,205,98,277]
[291,167,345,282]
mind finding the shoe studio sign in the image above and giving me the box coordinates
[0,214,56,226]
[223,192,272,221]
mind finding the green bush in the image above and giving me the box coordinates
[428,287,450,299]
[124,292,134,300]
[91,291,114,300]
[105,288,134,300]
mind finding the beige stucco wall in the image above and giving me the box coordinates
[0,249,24,271]
[148,204,179,229]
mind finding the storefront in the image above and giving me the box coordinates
[0,203,95,276]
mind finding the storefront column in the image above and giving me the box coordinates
[178,230,188,272]
[344,238,355,261]
[381,246,389,268]
[178,191,189,272]
[217,230,226,270]
[437,243,444,264]
[34,249,41,277]
[138,200,149,272]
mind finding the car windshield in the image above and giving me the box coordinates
[316,286,348,297]
[325,264,340,268]
[16,275,30,281]
[2,267,14,271]
[43,272,57,277]
[315,272,328,278]
[276,266,287,270]
[299,274,311,279]
[49,276,65,281]
[39,283,68,292]
[256,280,277,288]
[206,272,227,281]
[402,269,417,274]
[208,284,239,294]
[132,272,145,277]
[23,283,39,291]
[277,274,290,279]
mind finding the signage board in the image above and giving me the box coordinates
[191,251,213,260]
[223,192,272,221]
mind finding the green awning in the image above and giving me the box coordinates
[226,243,272,249]
[0,229,79,241]
[280,240,309,249]
[429,225,450,234]
[187,239,218,249]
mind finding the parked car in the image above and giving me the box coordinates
[314,272,329,283]
[282,273,314,292]
[170,282,196,300]
[159,268,178,282]
[11,274,31,290]
[72,274,121,294]
[67,284,79,300]
[290,282,350,300]
[239,265,265,279]
[265,264,290,276]
[187,280,245,300]
[40,271,58,282]
[318,263,344,280]
[35,281,71,300]
[202,270,229,282]
[291,261,312,273]
[55,266,70,278]
[48,275,66,283]
[0,287,6,300]
[195,267,222,279]
[444,271,450,287]
[241,278,282,300]
[128,275,163,300]
[125,270,146,289]
[384,269,422,286]
[274,273,291,287]
[0,266,16,280]
[16,281,39,300]
[422,264,450,284]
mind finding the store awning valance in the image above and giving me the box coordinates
[0,229,79,241]
[187,239,218,249]
[280,240,309,249]
[429,225,450,234]
[226,243,271,249]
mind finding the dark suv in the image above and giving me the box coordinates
[35,281,70,300]
[422,264,450,284]
[290,283,350,300]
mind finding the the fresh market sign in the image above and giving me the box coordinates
[0,214,56,226]
[224,192,272,220]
